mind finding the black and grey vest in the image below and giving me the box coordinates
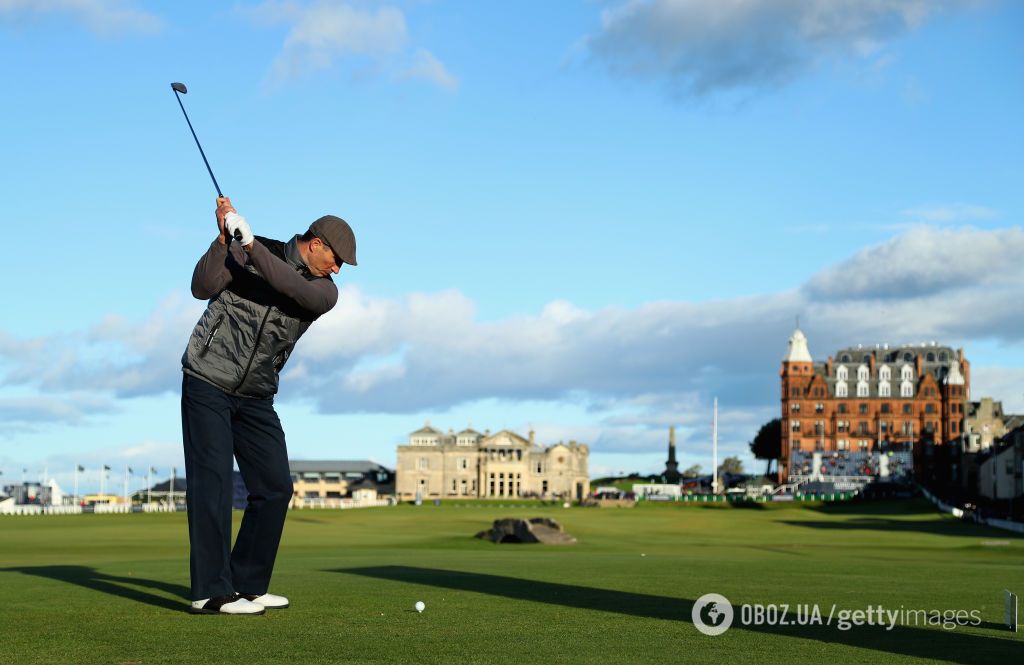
[181,236,321,398]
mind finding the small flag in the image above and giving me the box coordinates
[103,465,111,472]
[76,465,85,472]
[150,466,157,474]
[127,467,134,475]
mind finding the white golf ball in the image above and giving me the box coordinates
[415,601,425,613]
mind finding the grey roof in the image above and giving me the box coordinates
[410,425,441,436]
[457,428,481,436]
[288,460,391,473]
[1003,414,1024,431]
[810,343,964,400]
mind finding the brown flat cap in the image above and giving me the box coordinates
[309,215,357,266]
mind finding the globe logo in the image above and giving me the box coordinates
[692,593,734,636]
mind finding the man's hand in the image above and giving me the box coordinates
[215,196,236,245]
[225,212,255,251]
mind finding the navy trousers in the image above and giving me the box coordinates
[181,374,294,601]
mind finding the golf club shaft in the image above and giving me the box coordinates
[172,89,222,198]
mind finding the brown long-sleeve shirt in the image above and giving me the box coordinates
[190,237,338,316]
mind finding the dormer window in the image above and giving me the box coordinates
[879,381,891,397]
[857,365,869,381]
[837,366,849,381]
[879,366,891,381]
[900,364,914,381]
[856,381,869,397]
[901,380,913,397]
[836,381,848,397]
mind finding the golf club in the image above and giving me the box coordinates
[170,81,242,242]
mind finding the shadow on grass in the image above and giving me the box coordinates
[331,566,1019,663]
[808,498,937,517]
[0,565,189,612]
[779,518,1019,538]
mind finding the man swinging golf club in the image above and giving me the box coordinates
[181,196,356,615]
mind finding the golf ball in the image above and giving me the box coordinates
[415,601,425,613]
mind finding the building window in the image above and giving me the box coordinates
[791,387,801,397]
[837,439,849,450]
[879,366,891,381]
[815,403,824,413]
[879,381,891,397]
[901,364,914,381]
[902,422,914,436]
[791,403,801,412]
[542,480,548,494]
[418,458,429,470]
[836,381,848,398]
[858,422,869,436]
[857,381,869,397]
[880,421,889,434]
[881,403,891,414]
[837,421,849,433]
[900,381,913,398]
[790,420,801,432]
[858,403,868,414]
[857,365,869,381]
[837,366,849,381]
[903,403,912,414]
[925,404,936,414]
[838,404,847,414]
[952,421,958,434]
[939,352,948,362]
[458,458,469,470]
[814,421,824,435]
[903,352,913,362]
[859,441,869,451]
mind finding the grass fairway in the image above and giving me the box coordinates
[1,499,1021,664]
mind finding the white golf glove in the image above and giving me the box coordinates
[224,212,254,246]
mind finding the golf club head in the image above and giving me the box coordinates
[171,82,188,94]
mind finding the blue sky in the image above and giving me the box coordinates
[1,0,1022,493]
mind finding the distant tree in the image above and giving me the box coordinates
[717,456,744,476]
[682,464,702,478]
[749,418,782,476]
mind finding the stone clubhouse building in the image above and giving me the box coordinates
[396,424,590,501]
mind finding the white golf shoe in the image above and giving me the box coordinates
[239,592,290,609]
[189,593,266,615]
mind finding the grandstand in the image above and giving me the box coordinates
[787,448,914,491]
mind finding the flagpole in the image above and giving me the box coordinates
[170,467,176,508]
[73,465,79,506]
[147,468,153,506]
[99,466,105,500]
[712,397,719,495]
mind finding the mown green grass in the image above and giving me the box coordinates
[0,499,1021,664]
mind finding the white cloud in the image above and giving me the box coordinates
[244,1,457,91]
[3,225,1024,459]
[397,48,460,91]
[586,0,974,99]
[804,226,1024,300]
[0,0,162,35]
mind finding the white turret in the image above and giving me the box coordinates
[784,328,813,363]
[945,360,965,386]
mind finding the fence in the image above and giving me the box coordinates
[918,484,1024,535]
[638,491,858,504]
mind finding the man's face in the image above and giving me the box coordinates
[309,237,341,277]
